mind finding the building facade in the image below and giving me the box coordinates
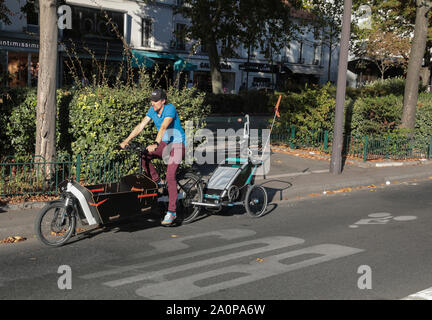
[0,0,342,91]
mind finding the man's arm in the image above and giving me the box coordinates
[120,116,151,149]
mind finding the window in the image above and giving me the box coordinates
[141,18,152,47]
[313,44,321,65]
[25,0,39,33]
[201,42,208,53]
[298,41,304,64]
[175,23,186,50]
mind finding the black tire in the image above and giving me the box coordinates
[35,200,76,247]
[245,185,268,218]
[177,172,203,224]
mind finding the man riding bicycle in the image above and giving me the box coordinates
[120,88,186,226]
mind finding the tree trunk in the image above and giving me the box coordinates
[401,0,432,134]
[36,0,58,177]
[206,38,224,94]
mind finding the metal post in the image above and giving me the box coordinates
[76,154,81,182]
[363,136,368,162]
[290,125,295,149]
[429,136,432,159]
[324,130,329,151]
[330,0,352,174]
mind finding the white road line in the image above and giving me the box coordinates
[402,287,432,300]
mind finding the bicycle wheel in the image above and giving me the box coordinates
[245,185,268,218]
[177,172,203,224]
[35,200,76,247]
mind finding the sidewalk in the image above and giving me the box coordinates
[2,147,432,241]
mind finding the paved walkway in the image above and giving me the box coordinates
[2,146,432,241]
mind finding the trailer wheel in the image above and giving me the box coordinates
[35,200,76,247]
[177,172,203,224]
[245,185,268,218]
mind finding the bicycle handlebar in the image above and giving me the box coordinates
[123,141,149,155]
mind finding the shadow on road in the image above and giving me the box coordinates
[258,180,293,202]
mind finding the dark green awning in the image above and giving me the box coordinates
[128,50,197,71]
[174,58,197,71]
[129,50,155,68]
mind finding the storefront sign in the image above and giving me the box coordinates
[199,62,231,70]
[239,62,278,73]
[0,40,39,49]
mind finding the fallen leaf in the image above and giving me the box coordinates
[0,236,27,244]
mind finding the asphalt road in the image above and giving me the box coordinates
[1,179,432,303]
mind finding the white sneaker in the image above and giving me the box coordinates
[161,211,176,225]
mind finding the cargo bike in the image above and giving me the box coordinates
[35,143,203,247]
[35,112,271,247]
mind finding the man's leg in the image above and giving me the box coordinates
[141,142,167,182]
[162,143,185,224]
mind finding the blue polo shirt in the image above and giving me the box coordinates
[146,104,186,144]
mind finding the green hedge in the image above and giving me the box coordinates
[2,85,209,161]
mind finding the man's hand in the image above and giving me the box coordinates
[146,144,158,153]
[119,141,129,149]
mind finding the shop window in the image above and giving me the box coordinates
[6,52,39,88]
[8,52,28,88]
[30,55,39,86]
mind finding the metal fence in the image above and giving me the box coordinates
[2,127,432,197]
[0,153,138,197]
[271,126,432,162]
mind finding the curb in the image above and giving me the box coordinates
[267,171,432,205]
[270,146,432,168]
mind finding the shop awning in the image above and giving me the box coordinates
[130,50,155,68]
[285,64,324,75]
[134,50,178,61]
[130,50,196,71]
[174,58,197,71]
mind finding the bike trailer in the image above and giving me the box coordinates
[201,157,258,208]
[61,173,158,225]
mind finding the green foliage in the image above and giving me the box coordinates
[5,89,37,156]
[0,87,34,157]
[350,94,403,136]
[414,93,432,140]
[69,85,207,160]
[273,84,336,135]
[2,85,208,163]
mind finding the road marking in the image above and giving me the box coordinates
[81,229,256,280]
[349,213,417,228]
[402,287,432,300]
[134,244,363,300]
[102,236,305,287]
[80,229,364,299]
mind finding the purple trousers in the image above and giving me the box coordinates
[141,141,185,212]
